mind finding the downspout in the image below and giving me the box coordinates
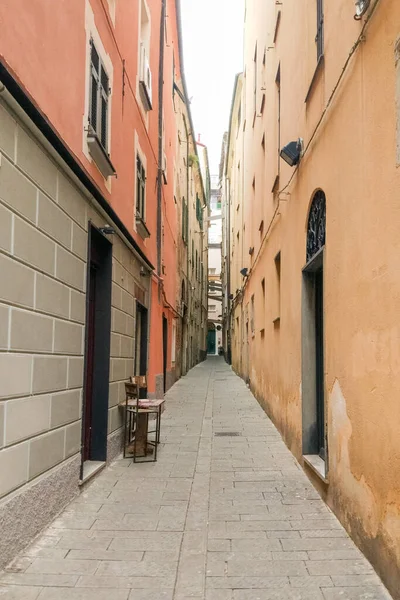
[227,179,232,364]
[157,0,166,277]
[184,117,191,371]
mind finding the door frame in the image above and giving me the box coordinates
[162,314,168,393]
[81,224,112,478]
[301,247,327,469]
[135,300,148,398]
[207,328,216,355]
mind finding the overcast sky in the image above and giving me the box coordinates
[180,0,244,176]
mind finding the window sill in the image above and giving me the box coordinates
[305,55,325,103]
[136,216,150,239]
[87,132,116,179]
[303,454,328,483]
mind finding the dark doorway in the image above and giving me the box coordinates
[315,268,325,459]
[162,315,168,392]
[207,329,216,354]
[82,225,112,469]
[302,190,326,464]
[135,301,148,399]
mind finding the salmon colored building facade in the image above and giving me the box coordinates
[222,0,400,596]
[0,0,207,567]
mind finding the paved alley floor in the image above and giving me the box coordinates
[0,357,393,600]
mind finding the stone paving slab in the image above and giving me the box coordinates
[0,357,393,599]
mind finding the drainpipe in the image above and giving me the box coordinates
[184,118,191,371]
[157,0,166,277]
[226,178,232,364]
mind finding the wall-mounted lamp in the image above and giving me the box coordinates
[240,268,248,277]
[354,0,370,19]
[140,266,149,277]
[280,138,303,167]
[99,226,115,235]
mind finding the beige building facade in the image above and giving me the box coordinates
[223,1,400,596]
[174,89,208,378]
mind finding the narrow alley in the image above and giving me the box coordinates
[0,358,391,600]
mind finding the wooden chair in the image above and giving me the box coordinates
[123,375,164,462]
[123,381,139,458]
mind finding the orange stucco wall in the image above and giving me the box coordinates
[226,0,400,596]
[0,0,184,394]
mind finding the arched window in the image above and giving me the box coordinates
[306,190,326,262]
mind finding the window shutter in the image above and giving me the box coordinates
[91,43,99,72]
[100,94,108,149]
[100,66,109,150]
[90,44,100,133]
[90,74,98,132]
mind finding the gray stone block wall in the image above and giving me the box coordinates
[0,455,80,570]
[0,99,88,503]
[0,99,148,562]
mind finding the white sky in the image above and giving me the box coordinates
[180,0,244,176]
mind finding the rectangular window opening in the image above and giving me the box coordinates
[274,251,281,325]
[89,41,109,152]
[316,0,324,61]
[136,155,146,220]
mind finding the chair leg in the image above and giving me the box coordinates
[154,411,158,462]
[123,405,128,458]
[133,407,138,463]
[157,408,161,445]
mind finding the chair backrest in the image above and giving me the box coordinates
[130,375,147,388]
[125,382,139,400]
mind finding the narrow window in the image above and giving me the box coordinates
[275,65,281,179]
[250,294,255,335]
[261,277,265,299]
[274,251,281,324]
[395,39,400,165]
[192,239,194,270]
[316,0,324,61]
[182,198,188,243]
[89,41,109,151]
[253,44,257,116]
[136,155,146,220]
[171,320,176,363]
[260,93,265,115]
